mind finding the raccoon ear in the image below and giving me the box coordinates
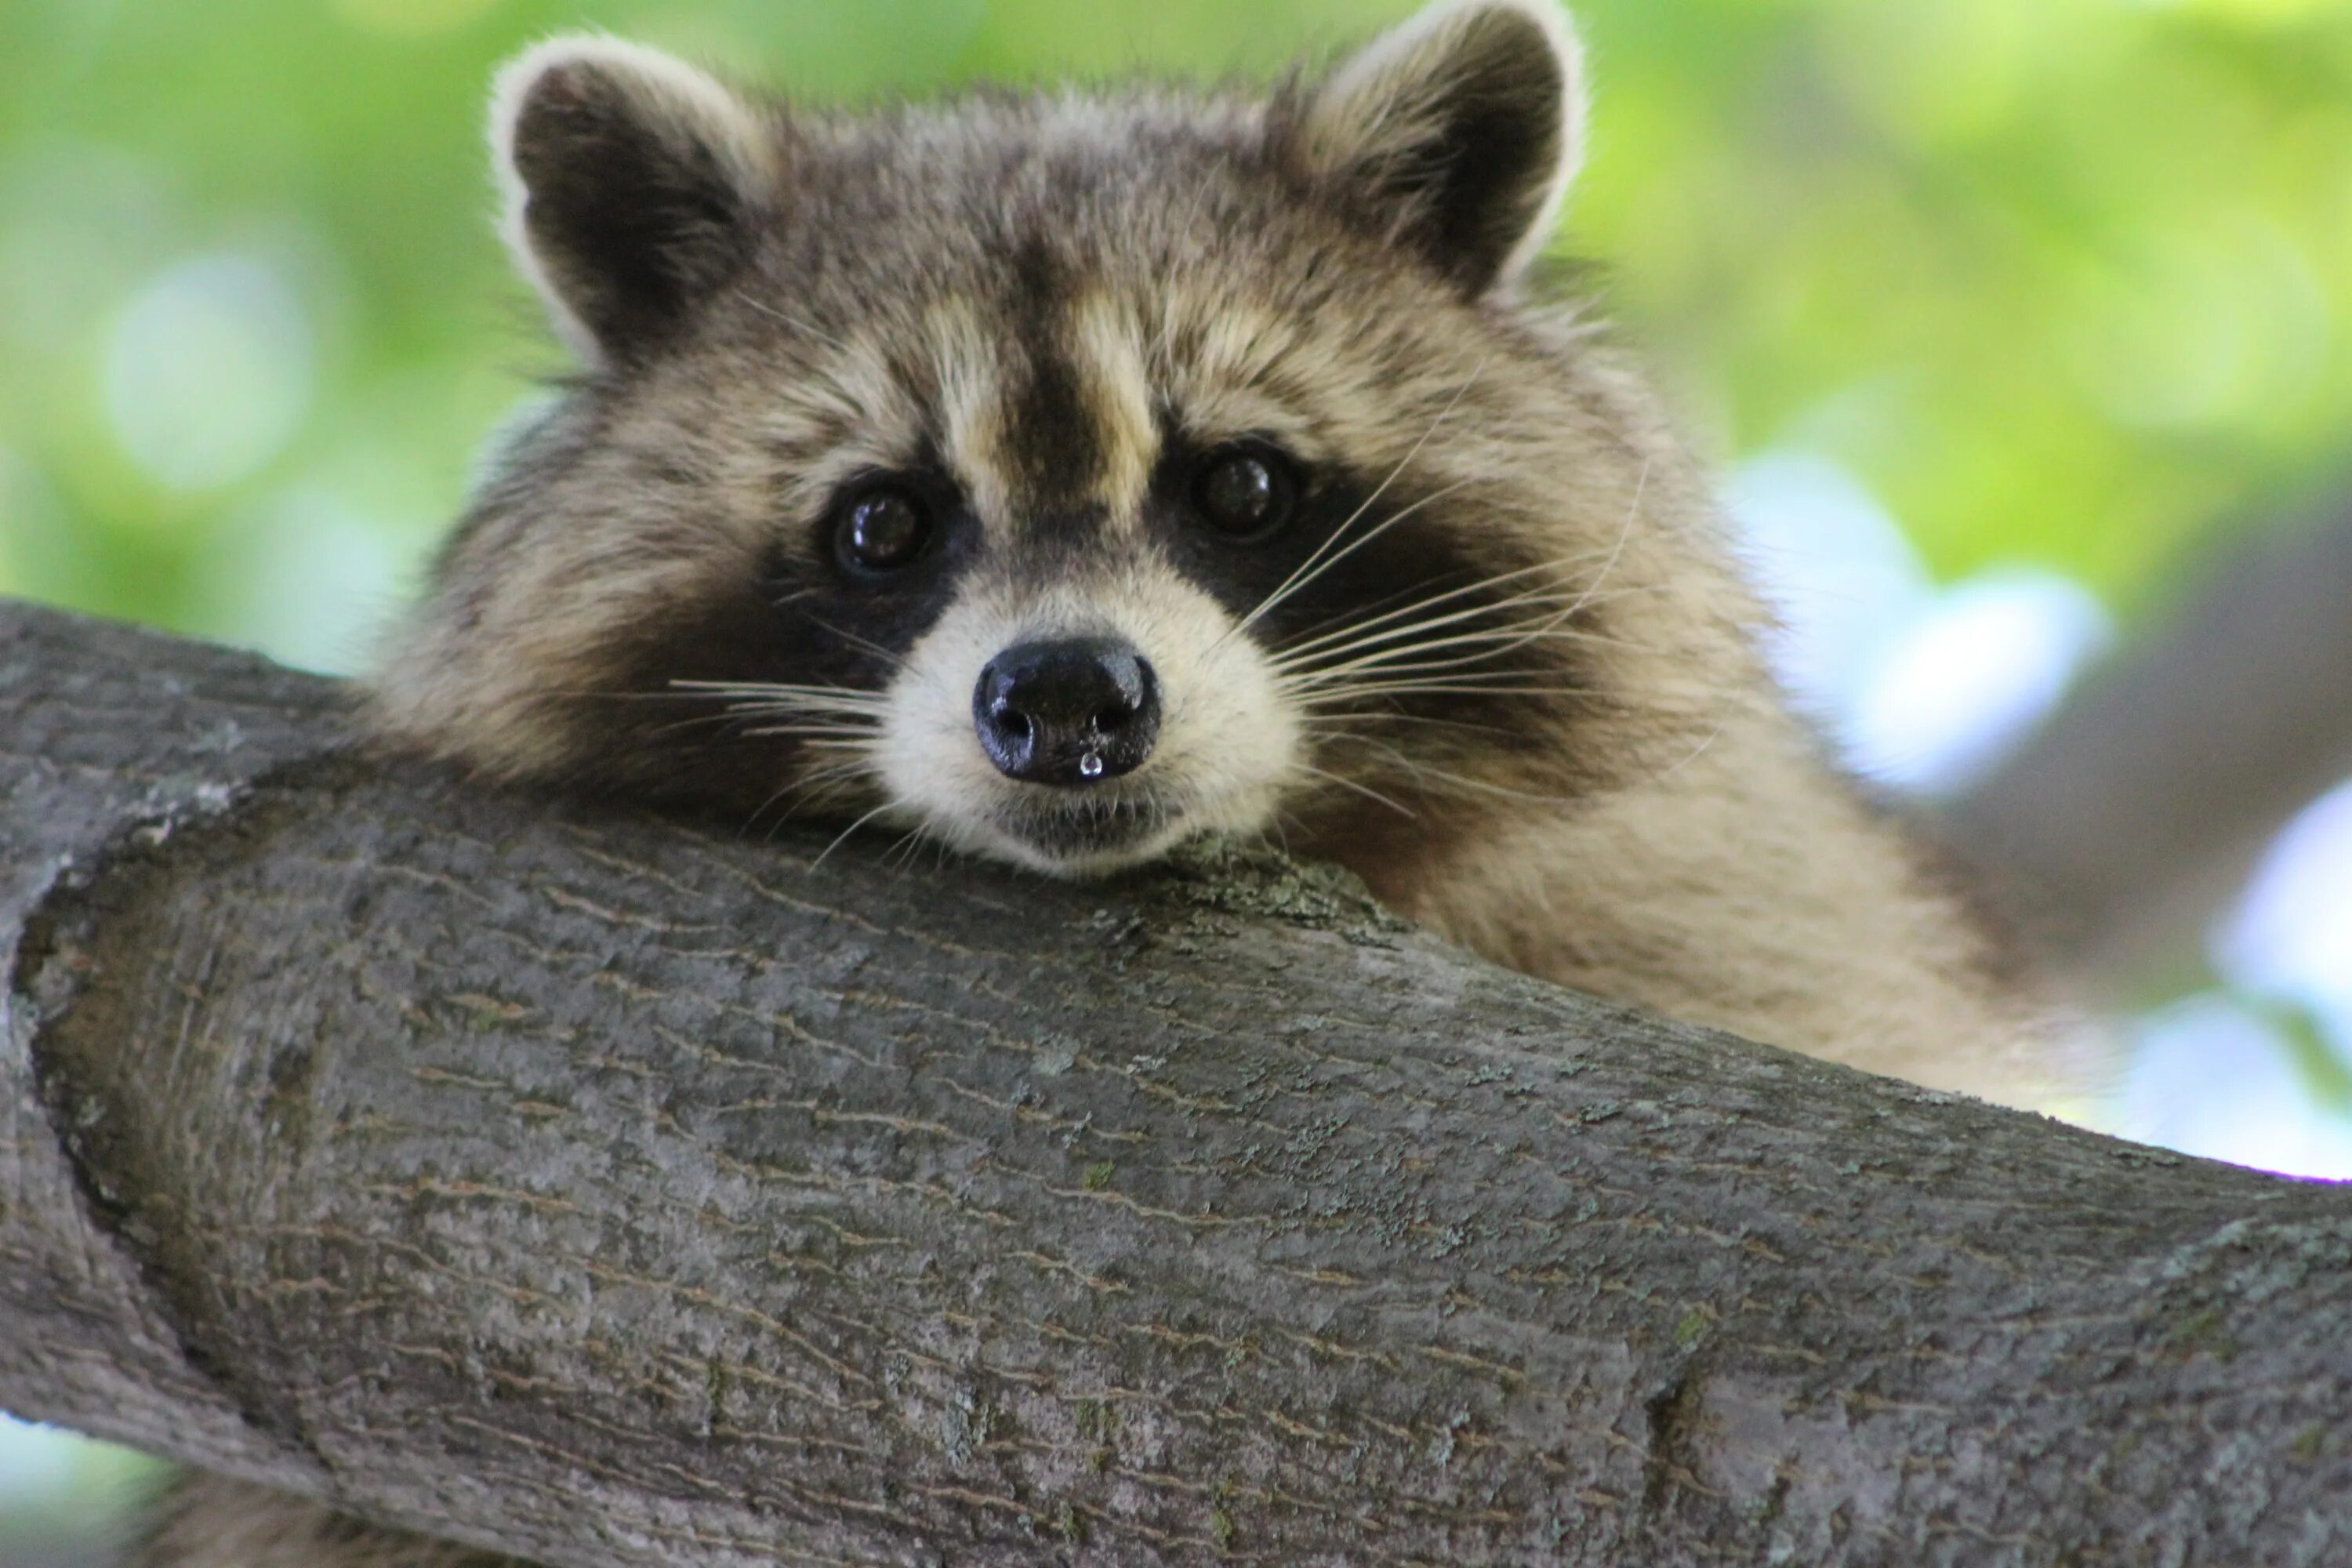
[1290,0,1585,296]
[490,36,779,364]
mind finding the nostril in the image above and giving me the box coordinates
[973,637,1161,785]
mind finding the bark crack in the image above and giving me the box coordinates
[10,753,368,1482]
[1639,1351,1713,1518]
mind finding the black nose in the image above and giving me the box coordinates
[974,637,1160,786]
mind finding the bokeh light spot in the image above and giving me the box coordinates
[1848,571,2111,796]
[2122,994,2352,1179]
[1733,453,2109,796]
[103,255,314,494]
[1731,452,1930,725]
[195,482,411,676]
[2216,776,2352,1033]
[0,1416,78,1506]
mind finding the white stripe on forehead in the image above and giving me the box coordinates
[760,271,1485,540]
[1068,290,1156,520]
[770,292,1160,534]
[1146,281,1504,477]
[758,328,932,528]
[927,296,1016,525]
[934,287,1158,532]
[1146,289,1336,459]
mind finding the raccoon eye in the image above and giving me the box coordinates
[834,485,933,575]
[1193,445,1299,541]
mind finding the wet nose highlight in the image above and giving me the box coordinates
[973,636,1160,786]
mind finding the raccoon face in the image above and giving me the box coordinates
[375,1,1663,878]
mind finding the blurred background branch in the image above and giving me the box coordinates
[1949,486,2352,998]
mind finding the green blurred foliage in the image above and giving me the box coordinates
[2,0,2350,673]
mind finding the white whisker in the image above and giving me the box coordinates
[1314,731,1569,805]
[732,289,850,353]
[1238,474,1482,644]
[812,799,902,867]
[1298,678,1603,705]
[1225,361,1490,644]
[1266,545,1628,668]
[792,613,905,670]
[739,724,884,741]
[672,679,889,706]
[1273,593,1622,687]
[1278,622,1618,691]
[1273,585,1580,673]
[742,757,873,837]
[1303,711,1521,740]
[1296,763,1417,819]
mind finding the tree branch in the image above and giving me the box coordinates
[1948,489,2352,993]
[2,600,2347,1567]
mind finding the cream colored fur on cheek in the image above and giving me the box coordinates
[873,569,1301,874]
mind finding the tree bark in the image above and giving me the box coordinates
[2,599,2347,1568]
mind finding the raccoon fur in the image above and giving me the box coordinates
[138,2,2063,1562]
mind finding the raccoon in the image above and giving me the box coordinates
[140,1,2063,1561]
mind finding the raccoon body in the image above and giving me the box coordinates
[140,2,2060,1562]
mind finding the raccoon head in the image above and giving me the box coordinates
[373,0,1711,879]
